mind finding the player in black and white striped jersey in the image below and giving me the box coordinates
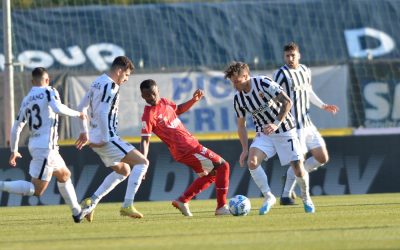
[273,42,339,205]
[75,56,149,221]
[225,61,315,214]
[0,67,88,222]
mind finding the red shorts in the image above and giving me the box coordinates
[174,144,223,174]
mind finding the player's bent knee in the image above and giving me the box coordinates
[120,167,131,177]
[213,160,229,170]
[62,170,71,180]
[57,176,70,183]
[316,154,329,165]
[141,158,149,166]
[247,160,258,170]
[322,154,330,164]
[54,168,71,183]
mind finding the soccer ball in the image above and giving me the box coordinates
[229,195,251,216]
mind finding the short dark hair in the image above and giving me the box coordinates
[140,79,157,91]
[32,67,48,82]
[283,42,300,52]
[223,61,250,79]
[111,56,135,72]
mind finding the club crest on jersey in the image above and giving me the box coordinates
[258,91,265,99]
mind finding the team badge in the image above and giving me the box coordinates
[258,91,265,99]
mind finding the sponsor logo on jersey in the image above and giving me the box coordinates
[166,118,181,129]
[251,102,272,116]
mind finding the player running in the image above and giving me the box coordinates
[139,79,230,216]
[0,67,88,223]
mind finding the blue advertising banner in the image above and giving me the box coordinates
[65,66,348,139]
[351,61,400,128]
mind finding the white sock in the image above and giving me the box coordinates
[93,172,127,204]
[249,166,271,195]
[57,179,81,216]
[304,156,323,173]
[296,171,310,201]
[123,164,148,207]
[282,167,297,198]
[1,180,35,196]
[264,191,275,199]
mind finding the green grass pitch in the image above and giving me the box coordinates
[1,193,400,250]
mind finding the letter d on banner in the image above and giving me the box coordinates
[344,27,395,58]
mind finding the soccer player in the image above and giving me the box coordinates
[224,61,315,214]
[0,67,88,223]
[273,42,339,205]
[139,79,230,216]
[75,56,149,221]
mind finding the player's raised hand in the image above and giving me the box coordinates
[263,124,278,135]
[322,104,339,114]
[9,152,22,167]
[192,89,204,101]
[75,132,89,150]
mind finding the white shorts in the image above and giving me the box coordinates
[92,137,135,167]
[297,125,326,155]
[29,148,66,181]
[250,130,304,166]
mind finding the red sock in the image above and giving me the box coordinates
[215,162,230,209]
[179,175,216,203]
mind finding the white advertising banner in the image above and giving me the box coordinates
[67,65,349,137]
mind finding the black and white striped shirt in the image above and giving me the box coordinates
[233,76,295,134]
[273,64,313,129]
[78,73,120,143]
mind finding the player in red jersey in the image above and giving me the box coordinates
[140,79,230,216]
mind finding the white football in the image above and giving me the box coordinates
[229,195,251,216]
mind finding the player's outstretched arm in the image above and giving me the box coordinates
[9,114,27,161]
[264,92,292,135]
[49,89,82,117]
[322,104,339,114]
[309,89,339,114]
[176,89,204,115]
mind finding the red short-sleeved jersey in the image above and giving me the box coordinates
[141,98,200,159]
